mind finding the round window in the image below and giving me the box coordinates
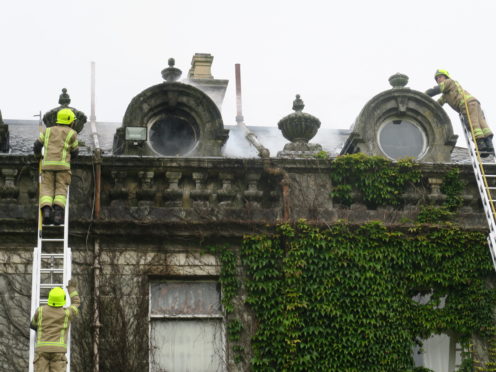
[378,119,426,160]
[149,116,198,156]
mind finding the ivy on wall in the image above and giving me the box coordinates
[329,153,421,208]
[417,167,466,223]
[240,221,496,371]
[205,245,244,364]
[207,155,494,371]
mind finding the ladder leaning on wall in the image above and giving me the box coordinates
[459,113,496,271]
[28,184,72,372]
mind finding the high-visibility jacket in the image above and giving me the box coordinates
[30,284,80,353]
[437,79,477,113]
[36,125,78,171]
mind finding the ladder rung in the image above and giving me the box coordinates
[41,238,64,242]
[40,283,64,288]
[484,175,496,178]
[40,268,64,273]
[42,224,64,227]
[40,254,65,258]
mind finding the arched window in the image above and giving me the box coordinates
[149,115,199,156]
[378,119,427,160]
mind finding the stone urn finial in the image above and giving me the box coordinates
[0,109,9,153]
[292,94,304,112]
[161,58,182,82]
[388,72,409,88]
[277,94,321,144]
[42,88,87,133]
[58,88,71,106]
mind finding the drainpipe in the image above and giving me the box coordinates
[92,239,102,372]
[90,61,101,372]
[235,64,290,221]
[235,64,270,159]
[90,61,102,220]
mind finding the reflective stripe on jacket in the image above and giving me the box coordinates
[38,125,78,171]
[30,286,81,353]
[438,79,476,113]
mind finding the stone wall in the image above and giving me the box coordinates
[0,154,491,230]
[0,154,493,370]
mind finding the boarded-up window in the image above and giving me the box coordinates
[150,281,225,372]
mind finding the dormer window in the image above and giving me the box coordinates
[378,119,427,160]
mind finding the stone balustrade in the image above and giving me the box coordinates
[0,154,492,230]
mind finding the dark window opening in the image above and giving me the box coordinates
[149,116,198,156]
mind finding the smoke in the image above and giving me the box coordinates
[222,125,350,158]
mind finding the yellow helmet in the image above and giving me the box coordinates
[47,287,66,307]
[434,69,450,80]
[56,108,76,125]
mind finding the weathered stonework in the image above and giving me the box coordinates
[42,88,88,134]
[0,153,493,371]
[0,110,9,153]
[342,73,458,162]
[0,154,490,230]
[277,95,323,158]
[185,53,229,110]
[1,64,493,370]
[113,60,229,157]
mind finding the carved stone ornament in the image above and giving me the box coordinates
[113,60,228,157]
[0,110,9,153]
[277,95,321,143]
[277,95,322,158]
[42,88,88,133]
[388,72,409,89]
[161,58,182,83]
[341,73,458,163]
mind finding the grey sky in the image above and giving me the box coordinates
[1,0,495,140]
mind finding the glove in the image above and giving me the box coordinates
[33,140,43,158]
[425,86,441,97]
[70,148,79,160]
[67,279,77,288]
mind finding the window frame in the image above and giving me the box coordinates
[377,117,428,160]
[148,278,226,372]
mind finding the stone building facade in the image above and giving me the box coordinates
[0,55,494,371]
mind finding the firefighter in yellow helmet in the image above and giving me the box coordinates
[33,108,79,225]
[425,69,494,157]
[30,279,80,371]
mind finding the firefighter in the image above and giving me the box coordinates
[30,279,80,371]
[425,69,494,157]
[33,108,79,225]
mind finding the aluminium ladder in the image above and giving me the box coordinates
[28,188,72,372]
[459,114,496,270]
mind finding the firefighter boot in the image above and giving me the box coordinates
[476,138,490,158]
[53,205,64,225]
[41,206,52,225]
[485,135,495,156]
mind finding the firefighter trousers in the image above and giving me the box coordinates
[461,101,493,139]
[39,170,71,209]
[34,352,67,372]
